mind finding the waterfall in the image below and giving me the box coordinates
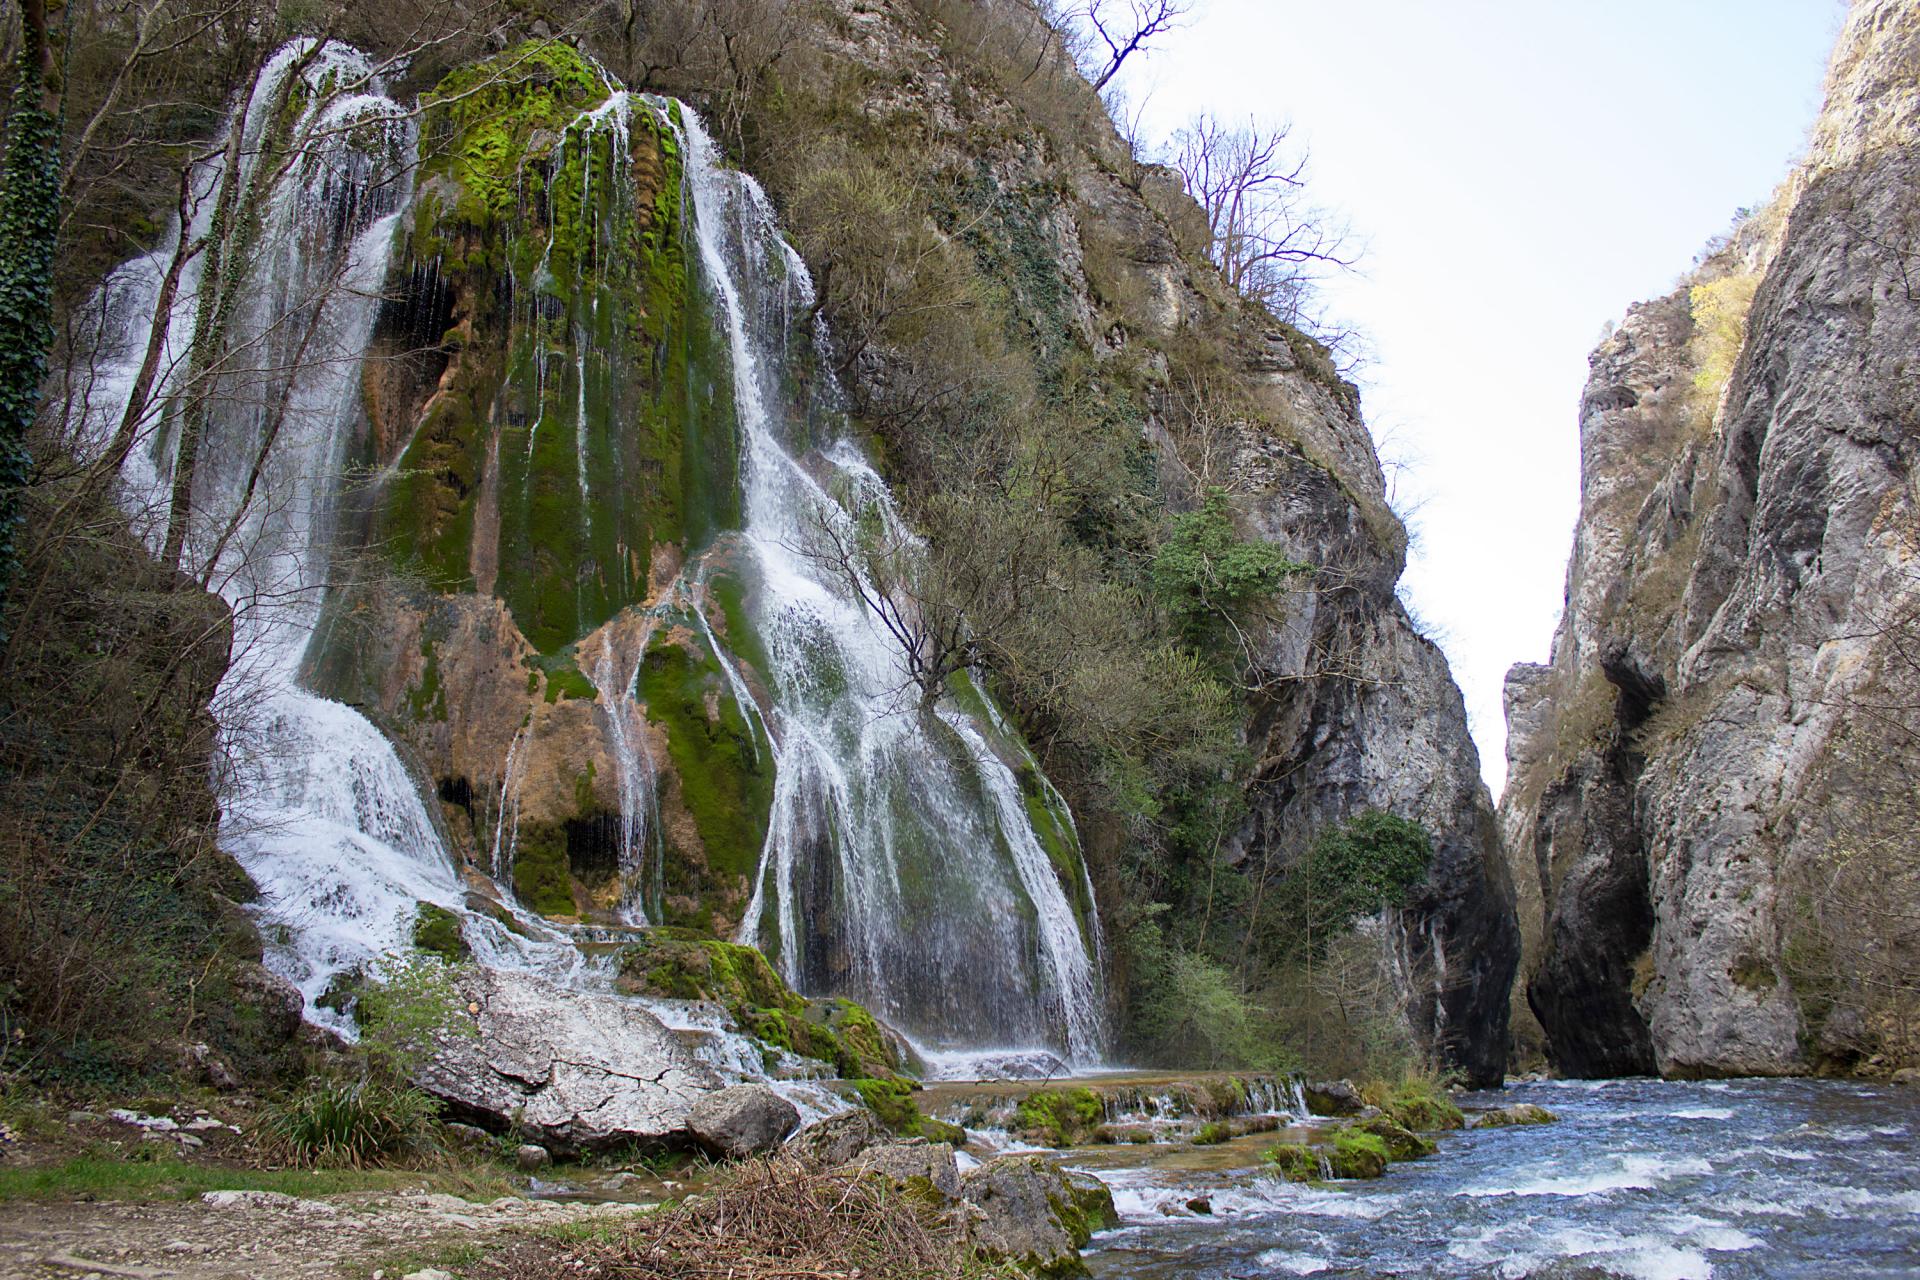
[75,38,1105,1067]
[72,41,575,1025]
[670,108,1107,1065]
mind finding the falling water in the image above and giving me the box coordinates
[73,39,1105,1065]
[669,107,1108,1064]
[72,41,573,1024]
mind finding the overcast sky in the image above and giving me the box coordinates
[1122,0,1843,793]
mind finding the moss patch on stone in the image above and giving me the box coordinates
[411,902,470,961]
[638,635,774,914]
[1014,1087,1104,1146]
[512,822,576,917]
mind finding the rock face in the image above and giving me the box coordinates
[419,968,719,1154]
[687,1086,801,1158]
[1502,0,1920,1077]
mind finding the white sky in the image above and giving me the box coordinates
[1122,0,1842,794]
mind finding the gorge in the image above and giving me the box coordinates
[0,0,1916,1277]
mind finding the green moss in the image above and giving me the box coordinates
[1350,1116,1434,1160]
[1374,1080,1465,1133]
[404,632,448,723]
[410,902,469,962]
[612,935,904,1079]
[377,48,742,656]
[1326,1129,1390,1179]
[853,1076,924,1134]
[529,650,596,702]
[512,823,575,917]
[1263,1142,1321,1182]
[1014,1087,1104,1146]
[638,636,773,893]
[1192,1121,1230,1146]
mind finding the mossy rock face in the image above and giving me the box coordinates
[1192,1120,1231,1146]
[638,633,774,928]
[615,935,907,1080]
[411,902,470,961]
[1014,1087,1105,1146]
[376,43,739,654]
[1351,1116,1435,1160]
[512,821,576,917]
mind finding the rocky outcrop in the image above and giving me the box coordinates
[958,1155,1116,1277]
[1502,0,1920,1077]
[420,968,719,1154]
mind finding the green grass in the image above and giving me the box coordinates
[0,1154,505,1203]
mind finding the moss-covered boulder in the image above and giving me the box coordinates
[1370,1079,1466,1132]
[615,934,909,1082]
[1014,1087,1105,1146]
[411,902,470,961]
[1325,1129,1390,1179]
[1468,1102,1558,1129]
[1350,1115,1435,1160]
[1264,1142,1322,1182]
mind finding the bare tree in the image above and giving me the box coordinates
[1061,0,1192,92]
[1171,113,1355,325]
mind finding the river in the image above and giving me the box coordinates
[1078,1077,1920,1280]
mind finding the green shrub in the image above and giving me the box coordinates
[1295,811,1434,944]
[1150,488,1309,644]
[263,1078,440,1167]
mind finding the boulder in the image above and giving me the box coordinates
[1467,1103,1558,1129]
[515,1143,551,1171]
[787,1109,882,1168]
[856,1141,962,1202]
[418,967,719,1155]
[443,1121,493,1151]
[1303,1079,1363,1116]
[688,1085,801,1158]
[959,1155,1113,1276]
[231,963,306,1043]
[1350,1117,1435,1159]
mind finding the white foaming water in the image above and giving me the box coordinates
[1455,1153,1713,1199]
[669,106,1107,1065]
[77,42,1106,1067]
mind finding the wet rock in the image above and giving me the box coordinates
[688,1085,801,1159]
[1062,1170,1119,1235]
[1891,1067,1920,1088]
[1468,1103,1557,1128]
[959,1154,1111,1275]
[1185,1196,1213,1215]
[787,1109,882,1168]
[857,1141,962,1202]
[514,1144,551,1172]
[1350,1117,1436,1159]
[418,967,718,1155]
[1304,1080,1363,1116]
[1265,1143,1321,1182]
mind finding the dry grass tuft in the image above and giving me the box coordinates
[474,1157,1017,1280]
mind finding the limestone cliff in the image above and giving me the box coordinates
[1502,0,1920,1077]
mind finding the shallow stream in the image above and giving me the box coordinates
[1080,1077,1920,1280]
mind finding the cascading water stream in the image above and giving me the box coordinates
[73,41,583,1026]
[669,107,1108,1065]
[73,38,1104,1068]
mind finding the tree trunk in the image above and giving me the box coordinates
[0,0,61,641]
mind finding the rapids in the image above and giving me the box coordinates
[1078,1077,1920,1280]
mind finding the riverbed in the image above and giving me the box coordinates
[1078,1077,1920,1280]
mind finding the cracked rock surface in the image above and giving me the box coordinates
[420,968,718,1153]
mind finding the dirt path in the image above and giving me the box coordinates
[0,1190,640,1280]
